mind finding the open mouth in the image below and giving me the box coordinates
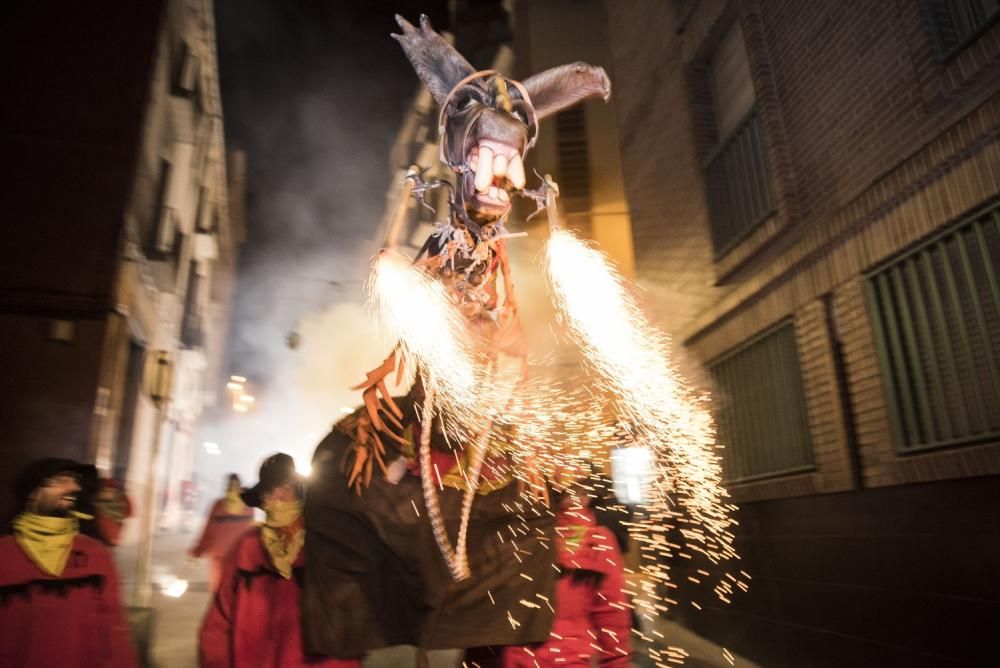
[467,139,526,211]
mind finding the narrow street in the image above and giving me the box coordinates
[115,530,756,667]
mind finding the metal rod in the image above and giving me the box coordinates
[904,258,952,440]
[384,165,420,249]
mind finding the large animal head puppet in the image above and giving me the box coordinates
[393,14,610,232]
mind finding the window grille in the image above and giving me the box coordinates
[703,108,776,254]
[867,204,1000,451]
[710,323,815,482]
[927,0,1000,56]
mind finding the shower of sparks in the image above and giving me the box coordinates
[543,229,741,631]
[369,251,479,416]
[366,235,747,664]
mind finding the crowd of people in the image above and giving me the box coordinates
[0,453,633,667]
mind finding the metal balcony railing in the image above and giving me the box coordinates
[703,108,776,255]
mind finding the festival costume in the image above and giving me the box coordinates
[200,477,358,668]
[0,519,137,667]
[304,397,556,656]
[192,492,255,590]
[302,14,613,658]
[501,507,631,667]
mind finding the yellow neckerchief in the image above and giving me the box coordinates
[12,511,91,577]
[223,487,246,515]
[259,500,304,579]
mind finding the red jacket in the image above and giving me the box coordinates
[191,499,255,560]
[503,507,632,667]
[199,527,360,668]
[0,533,137,667]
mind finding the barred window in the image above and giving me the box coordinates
[867,204,1000,451]
[927,0,1000,56]
[710,323,815,483]
[702,24,775,254]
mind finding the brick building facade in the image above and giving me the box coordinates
[1,0,243,544]
[604,0,1000,664]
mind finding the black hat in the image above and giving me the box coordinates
[14,458,88,508]
[240,453,302,508]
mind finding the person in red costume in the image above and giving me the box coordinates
[191,473,255,591]
[0,458,138,667]
[500,466,632,667]
[199,453,361,668]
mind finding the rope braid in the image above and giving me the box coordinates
[419,380,493,581]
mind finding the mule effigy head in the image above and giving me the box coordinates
[393,14,610,231]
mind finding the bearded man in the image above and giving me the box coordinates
[0,457,137,667]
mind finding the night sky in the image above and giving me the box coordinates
[215,1,449,382]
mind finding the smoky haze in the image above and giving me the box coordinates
[206,1,449,481]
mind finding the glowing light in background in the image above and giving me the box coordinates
[163,578,189,598]
[202,441,221,456]
[611,445,652,504]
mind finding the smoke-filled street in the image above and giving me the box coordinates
[3,1,1000,667]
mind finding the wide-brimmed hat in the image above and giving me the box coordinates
[240,453,303,508]
[14,457,89,508]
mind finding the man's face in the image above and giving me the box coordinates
[261,482,298,508]
[29,473,81,516]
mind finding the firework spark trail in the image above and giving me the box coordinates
[543,229,740,594]
[368,251,483,422]
[371,250,615,459]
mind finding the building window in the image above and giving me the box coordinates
[177,41,200,93]
[181,260,204,350]
[926,0,1000,57]
[710,323,814,483]
[702,23,775,255]
[866,204,1000,452]
[154,159,177,253]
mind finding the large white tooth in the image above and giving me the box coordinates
[475,146,494,192]
[498,189,510,202]
[493,154,508,179]
[507,154,526,189]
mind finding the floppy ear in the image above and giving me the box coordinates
[521,62,611,121]
[392,14,476,106]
